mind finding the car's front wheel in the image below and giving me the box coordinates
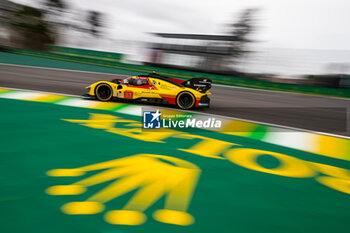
[95,83,113,101]
[176,91,196,109]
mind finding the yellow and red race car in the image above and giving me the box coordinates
[83,73,212,109]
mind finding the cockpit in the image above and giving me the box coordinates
[123,76,149,86]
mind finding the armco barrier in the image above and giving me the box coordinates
[49,46,123,62]
[6,47,350,98]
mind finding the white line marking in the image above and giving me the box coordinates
[263,131,315,151]
[0,86,79,97]
[57,98,100,108]
[0,86,348,139]
[117,106,143,116]
[0,91,46,100]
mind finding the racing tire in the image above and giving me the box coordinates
[176,91,196,109]
[95,83,113,102]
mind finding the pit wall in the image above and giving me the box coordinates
[0,87,348,161]
[4,46,350,98]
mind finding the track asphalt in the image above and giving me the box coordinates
[0,63,349,136]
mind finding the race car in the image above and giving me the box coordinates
[83,72,212,109]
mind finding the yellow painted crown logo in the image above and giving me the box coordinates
[46,154,201,226]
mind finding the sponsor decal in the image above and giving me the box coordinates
[124,91,133,99]
[44,113,350,228]
[45,114,350,226]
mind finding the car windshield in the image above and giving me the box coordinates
[123,77,149,86]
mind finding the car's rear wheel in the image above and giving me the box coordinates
[176,91,196,109]
[95,83,113,101]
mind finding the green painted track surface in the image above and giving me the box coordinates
[0,98,349,233]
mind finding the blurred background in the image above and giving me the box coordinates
[1,0,350,89]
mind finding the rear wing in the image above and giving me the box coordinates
[182,78,212,93]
